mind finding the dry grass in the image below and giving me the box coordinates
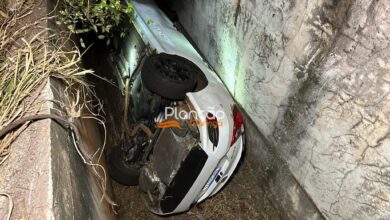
[111,158,280,220]
[0,0,93,160]
[0,1,119,215]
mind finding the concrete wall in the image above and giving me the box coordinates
[0,1,116,219]
[49,79,116,220]
[173,0,390,219]
[0,79,116,219]
[0,85,53,219]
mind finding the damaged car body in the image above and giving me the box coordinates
[108,0,245,215]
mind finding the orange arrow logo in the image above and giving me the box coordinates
[156,120,181,129]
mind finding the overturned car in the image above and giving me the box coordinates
[108,0,245,215]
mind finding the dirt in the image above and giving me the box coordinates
[111,158,280,220]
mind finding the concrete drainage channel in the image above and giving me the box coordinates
[78,37,322,219]
[0,1,287,219]
[4,0,389,219]
[82,40,281,219]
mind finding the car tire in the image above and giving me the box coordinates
[108,147,140,186]
[141,54,201,100]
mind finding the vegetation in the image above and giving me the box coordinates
[0,22,91,157]
[0,0,135,217]
[0,0,100,164]
[57,0,134,46]
[0,2,115,215]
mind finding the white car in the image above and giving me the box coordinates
[108,0,245,215]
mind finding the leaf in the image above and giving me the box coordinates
[101,0,107,7]
[67,25,74,32]
[79,38,86,48]
[124,3,134,14]
[78,0,84,7]
[147,18,154,25]
[59,0,136,44]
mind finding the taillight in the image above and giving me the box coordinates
[231,105,244,145]
[207,113,219,150]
